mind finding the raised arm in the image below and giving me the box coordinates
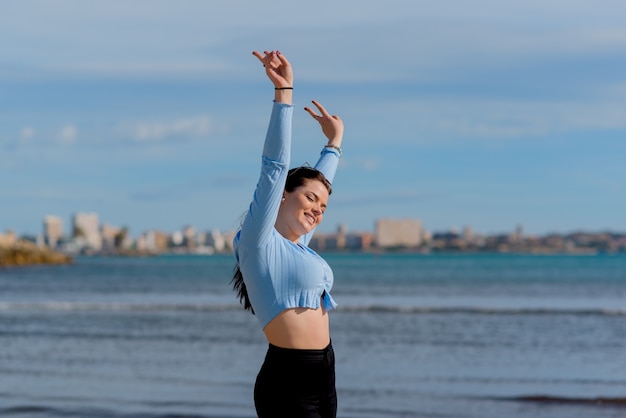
[306,100,344,183]
[301,100,345,246]
[238,51,295,248]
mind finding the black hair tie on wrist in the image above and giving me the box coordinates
[275,87,293,90]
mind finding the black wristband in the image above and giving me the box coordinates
[275,87,293,90]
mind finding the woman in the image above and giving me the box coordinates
[232,50,344,418]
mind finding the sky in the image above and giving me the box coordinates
[1,0,625,238]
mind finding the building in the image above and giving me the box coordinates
[72,212,102,251]
[221,230,236,252]
[375,218,422,248]
[136,230,168,253]
[204,229,227,252]
[345,231,373,250]
[182,225,196,249]
[100,224,132,250]
[308,225,373,252]
[43,215,63,249]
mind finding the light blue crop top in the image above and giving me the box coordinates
[233,102,341,328]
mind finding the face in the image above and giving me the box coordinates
[276,179,330,242]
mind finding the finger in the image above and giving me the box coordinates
[268,51,282,68]
[253,51,271,68]
[311,100,332,117]
[252,50,276,67]
[303,106,320,119]
[252,51,265,63]
[276,51,291,67]
[257,53,280,70]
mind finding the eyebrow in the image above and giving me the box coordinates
[308,191,327,208]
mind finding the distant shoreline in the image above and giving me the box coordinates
[0,241,73,267]
[2,244,622,268]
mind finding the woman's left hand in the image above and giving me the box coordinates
[305,100,344,147]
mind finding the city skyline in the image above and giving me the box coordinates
[2,1,625,237]
[6,210,623,243]
[5,210,624,257]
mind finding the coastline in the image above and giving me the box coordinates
[0,241,73,267]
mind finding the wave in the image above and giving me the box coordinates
[0,405,247,418]
[0,406,55,415]
[1,301,625,317]
[338,305,626,316]
[0,301,239,312]
[502,395,626,406]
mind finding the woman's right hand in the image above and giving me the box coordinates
[252,50,293,89]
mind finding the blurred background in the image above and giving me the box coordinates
[2,2,626,418]
[2,0,625,240]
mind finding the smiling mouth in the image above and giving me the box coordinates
[304,214,316,225]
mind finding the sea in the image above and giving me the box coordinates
[1,253,626,418]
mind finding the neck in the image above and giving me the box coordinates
[274,220,299,243]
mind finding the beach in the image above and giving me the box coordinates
[1,253,625,417]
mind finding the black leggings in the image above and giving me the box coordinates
[254,342,337,418]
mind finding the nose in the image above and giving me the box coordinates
[312,203,322,216]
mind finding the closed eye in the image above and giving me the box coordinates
[307,192,327,213]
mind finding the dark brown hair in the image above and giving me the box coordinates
[231,166,332,314]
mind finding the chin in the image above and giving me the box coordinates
[301,223,317,235]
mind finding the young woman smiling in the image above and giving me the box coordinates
[232,50,344,418]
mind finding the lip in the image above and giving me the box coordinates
[304,213,316,225]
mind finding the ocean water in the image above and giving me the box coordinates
[1,253,626,418]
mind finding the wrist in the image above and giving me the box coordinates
[324,144,342,157]
[325,136,343,147]
[274,88,292,105]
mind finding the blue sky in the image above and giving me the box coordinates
[1,0,625,238]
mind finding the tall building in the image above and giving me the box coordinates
[182,225,196,248]
[136,230,168,252]
[205,229,226,252]
[375,218,422,248]
[72,212,102,250]
[462,225,473,242]
[511,224,524,242]
[101,223,123,250]
[43,215,63,248]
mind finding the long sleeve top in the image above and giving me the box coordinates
[233,101,341,328]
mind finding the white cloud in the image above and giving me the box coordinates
[51,60,230,78]
[20,127,35,141]
[2,1,625,82]
[379,95,626,140]
[58,124,78,144]
[124,115,212,142]
[11,187,105,200]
